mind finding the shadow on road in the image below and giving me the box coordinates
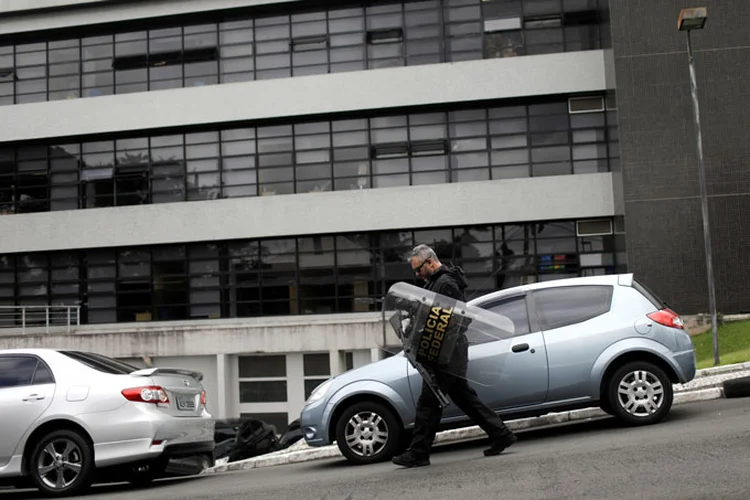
[0,475,202,499]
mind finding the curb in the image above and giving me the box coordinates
[202,386,725,475]
[693,361,750,377]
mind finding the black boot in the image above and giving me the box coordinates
[392,450,430,468]
[483,433,517,457]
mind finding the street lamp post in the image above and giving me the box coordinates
[678,7,719,366]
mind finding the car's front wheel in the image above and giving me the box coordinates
[334,401,402,465]
[607,361,673,426]
[28,429,94,498]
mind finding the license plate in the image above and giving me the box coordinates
[176,395,196,411]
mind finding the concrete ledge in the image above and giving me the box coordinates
[692,362,750,377]
[202,385,727,475]
[683,314,750,336]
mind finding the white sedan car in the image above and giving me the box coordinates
[0,348,215,497]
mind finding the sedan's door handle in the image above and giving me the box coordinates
[511,343,530,353]
[22,394,45,402]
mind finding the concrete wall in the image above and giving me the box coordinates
[0,173,615,253]
[0,51,608,143]
[610,0,750,314]
[0,312,390,356]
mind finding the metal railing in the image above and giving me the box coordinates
[0,305,81,333]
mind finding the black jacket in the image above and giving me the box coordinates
[424,265,468,302]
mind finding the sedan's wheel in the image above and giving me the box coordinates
[335,401,401,465]
[608,361,673,426]
[29,430,94,498]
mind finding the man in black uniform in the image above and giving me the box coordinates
[392,244,517,468]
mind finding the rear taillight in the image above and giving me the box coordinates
[647,308,684,330]
[122,386,170,404]
[200,390,206,406]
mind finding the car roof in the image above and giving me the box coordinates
[0,348,62,356]
[469,273,633,305]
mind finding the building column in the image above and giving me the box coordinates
[370,347,385,363]
[287,353,305,425]
[329,349,347,376]
[215,353,227,419]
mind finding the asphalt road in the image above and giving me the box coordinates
[4,398,749,500]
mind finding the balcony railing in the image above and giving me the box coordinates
[0,305,81,333]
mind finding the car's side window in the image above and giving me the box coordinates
[0,356,39,389]
[486,296,531,336]
[473,296,531,344]
[533,285,614,330]
[32,360,55,385]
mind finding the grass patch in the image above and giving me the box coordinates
[692,320,750,369]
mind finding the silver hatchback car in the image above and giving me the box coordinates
[0,349,215,497]
[300,274,697,465]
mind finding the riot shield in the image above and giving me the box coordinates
[382,281,516,409]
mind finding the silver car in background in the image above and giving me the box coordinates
[0,349,214,497]
[300,274,697,465]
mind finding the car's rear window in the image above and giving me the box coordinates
[633,279,666,310]
[533,285,614,330]
[60,350,138,375]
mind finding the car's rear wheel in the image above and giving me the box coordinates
[28,429,94,498]
[335,401,402,465]
[607,361,673,426]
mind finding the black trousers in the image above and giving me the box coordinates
[409,370,514,457]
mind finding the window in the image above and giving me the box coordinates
[0,98,612,212]
[576,219,613,236]
[239,355,286,378]
[0,219,617,324]
[291,35,329,51]
[0,356,39,387]
[480,295,531,338]
[303,353,330,399]
[239,381,287,402]
[0,0,605,107]
[238,355,287,403]
[633,279,666,311]
[569,96,605,114]
[367,28,404,44]
[60,350,138,374]
[533,285,613,330]
[33,361,55,384]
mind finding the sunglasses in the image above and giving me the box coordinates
[412,258,430,274]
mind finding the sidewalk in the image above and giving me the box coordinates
[203,362,750,475]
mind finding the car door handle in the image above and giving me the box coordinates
[22,394,45,402]
[511,343,530,353]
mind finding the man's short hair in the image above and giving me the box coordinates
[408,244,439,264]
